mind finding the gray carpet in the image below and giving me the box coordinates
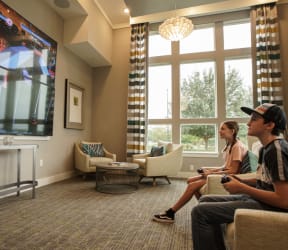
[0,176,196,250]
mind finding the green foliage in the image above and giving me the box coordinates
[180,66,252,150]
[181,68,215,118]
[225,66,253,117]
[182,124,215,150]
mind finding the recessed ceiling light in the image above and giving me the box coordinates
[124,8,130,14]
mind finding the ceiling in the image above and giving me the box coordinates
[42,0,279,67]
[45,0,281,29]
[45,0,239,29]
[96,0,230,28]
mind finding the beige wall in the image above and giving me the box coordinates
[92,28,131,162]
[0,1,287,188]
[0,0,94,185]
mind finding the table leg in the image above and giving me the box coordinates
[17,149,21,196]
[32,147,36,198]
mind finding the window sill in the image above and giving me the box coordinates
[183,152,219,158]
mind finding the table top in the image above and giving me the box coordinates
[95,162,139,170]
[0,144,38,150]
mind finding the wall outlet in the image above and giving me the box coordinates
[189,164,194,171]
[40,159,44,167]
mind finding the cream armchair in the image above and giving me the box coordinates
[132,142,183,186]
[231,209,288,250]
[74,141,116,177]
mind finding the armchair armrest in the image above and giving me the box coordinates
[204,174,229,195]
[74,143,90,171]
[132,153,151,160]
[202,172,257,195]
[144,145,183,176]
[234,209,288,250]
[103,148,116,161]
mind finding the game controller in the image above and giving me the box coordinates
[197,168,204,174]
[221,175,231,184]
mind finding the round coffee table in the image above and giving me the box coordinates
[95,162,139,194]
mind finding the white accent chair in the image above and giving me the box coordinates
[74,141,116,177]
[132,142,183,186]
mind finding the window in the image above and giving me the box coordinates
[180,61,216,118]
[149,34,171,57]
[148,65,172,119]
[148,11,253,154]
[180,26,215,54]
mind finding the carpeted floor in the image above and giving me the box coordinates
[0,176,196,250]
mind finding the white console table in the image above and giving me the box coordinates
[0,144,38,198]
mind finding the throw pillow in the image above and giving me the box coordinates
[150,146,165,157]
[158,140,173,153]
[81,142,105,157]
[248,150,258,172]
[239,150,258,174]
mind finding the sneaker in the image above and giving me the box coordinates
[153,212,175,223]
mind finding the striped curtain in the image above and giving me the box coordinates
[255,3,283,106]
[126,23,148,158]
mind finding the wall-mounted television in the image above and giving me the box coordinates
[0,0,57,136]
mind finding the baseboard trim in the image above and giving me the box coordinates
[0,171,77,199]
[37,171,76,188]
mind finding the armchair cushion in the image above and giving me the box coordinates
[150,146,165,157]
[80,141,105,157]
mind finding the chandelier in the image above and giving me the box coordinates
[159,16,194,41]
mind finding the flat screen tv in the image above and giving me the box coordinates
[0,0,57,136]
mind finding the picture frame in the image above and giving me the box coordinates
[64,79,84,130]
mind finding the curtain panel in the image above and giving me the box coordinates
[126,23,148,158]
[254,3,283,106]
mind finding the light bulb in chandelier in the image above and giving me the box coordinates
[159,16,194,41]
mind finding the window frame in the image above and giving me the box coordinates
[147,10,254,157]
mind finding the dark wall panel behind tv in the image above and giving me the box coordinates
[0,0,57,136]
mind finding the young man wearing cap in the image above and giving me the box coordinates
[191,103,288,250]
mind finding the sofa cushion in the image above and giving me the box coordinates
[150,146,165,157]
[81,142,105,157]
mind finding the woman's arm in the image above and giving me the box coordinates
[203,160,241,176]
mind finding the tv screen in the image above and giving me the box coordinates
[0,0,57,136]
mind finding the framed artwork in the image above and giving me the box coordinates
[64,79,84,130]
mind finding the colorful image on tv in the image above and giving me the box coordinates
[0,0,57,136]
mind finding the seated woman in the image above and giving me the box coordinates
[152,120,248,223]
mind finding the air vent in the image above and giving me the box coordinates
[54,0,70,8]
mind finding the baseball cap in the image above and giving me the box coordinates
[241,103,287,130]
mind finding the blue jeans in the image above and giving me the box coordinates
[191,194,265,250]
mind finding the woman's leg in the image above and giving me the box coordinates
[187,175,203,183]
[153,177,206,223]
[172,179,206,212]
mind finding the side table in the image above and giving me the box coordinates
[0,144,38,198]
[95,162,139,194]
